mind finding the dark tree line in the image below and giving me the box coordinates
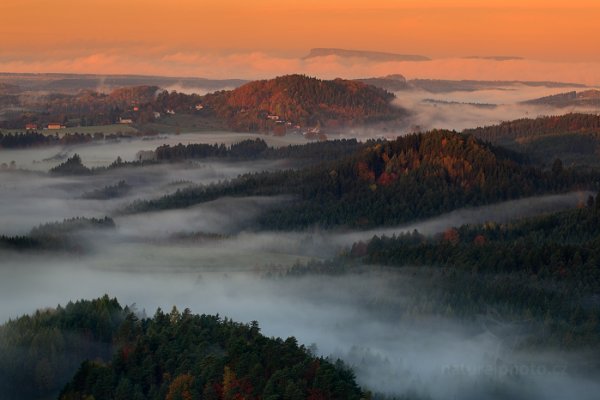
[81,180,131,200]
[126,130,599,230]
[350,201,600,348]
[0,216,115,252]
[154,138,362,162]
[463,113,600,167]
[463,113,600,143]
[0,296,127,400]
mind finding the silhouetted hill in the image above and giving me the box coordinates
[463,55,524,61]
[0,72,247,94]
[304,48,430,61]
[355,74,409,91]
[523,90,600,107]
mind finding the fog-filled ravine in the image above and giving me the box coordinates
[0,131,309,171]
[2,130,600,400]
[391,84,600,133]
[3,265,600,400]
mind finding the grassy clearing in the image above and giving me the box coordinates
[1,123,139,137]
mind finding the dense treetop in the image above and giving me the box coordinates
[126,130,596,229]
[0,296,367,400]
[463,113,600,167]
[464,113,600,143]
[348,201,600,348]
[201,74,405,131]
[0,216,115,252]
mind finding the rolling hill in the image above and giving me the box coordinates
[523,90,600,108]
[201,74,407,132]
[125,129,594,229]
[464,113,600,166]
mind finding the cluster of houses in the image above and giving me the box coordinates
[263,113,324,139]
[24,123,66,130]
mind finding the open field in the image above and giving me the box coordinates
[1,123,139,137]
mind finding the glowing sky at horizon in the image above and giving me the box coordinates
[1,1,599,83]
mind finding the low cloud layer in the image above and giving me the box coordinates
[2,52,600,85]
[1,133,599,399]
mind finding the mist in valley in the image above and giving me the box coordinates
[393,84,600,133]
[1,133,599,399]
[0,131,309,171]
[1,79,600,398]
[2,249,599,400]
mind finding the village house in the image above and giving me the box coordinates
[47,123,64,130]
[25,123,38,130]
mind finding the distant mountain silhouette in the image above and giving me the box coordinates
[304,48,430,61]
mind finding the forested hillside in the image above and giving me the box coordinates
[0,75,405,132]
[523,90,600,107]
[0,217,115,252]
[0,296,127,400]
[126,130,596,229]
[353,202,600,347]
[0,297,366,400]
[60,306,364,400]
[464,113,600,143]
[201,74,405,132]
[154,138,363,162]
[464,113,600,166]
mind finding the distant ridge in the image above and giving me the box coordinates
[355,74,409,91]
[464,56,524,61]
[304,48,430,62]
[0,72,248,94]
[523,89,600,107]
[352,76,588,93]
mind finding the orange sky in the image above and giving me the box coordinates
[1,0,599,82]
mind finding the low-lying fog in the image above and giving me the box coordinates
[0,131,308,171]
[1,125,599,399]
[393,84,600,133]
[0,160,297,235]
[2,255,598,400]
[1,163,597,400]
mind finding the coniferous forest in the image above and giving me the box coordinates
[2,74,600,400]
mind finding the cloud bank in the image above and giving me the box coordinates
[2,52,600,85]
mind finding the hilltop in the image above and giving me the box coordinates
[201,74,406,132]
[0,297,364,400]
[126,129,593,229]
[355,74,409,91]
